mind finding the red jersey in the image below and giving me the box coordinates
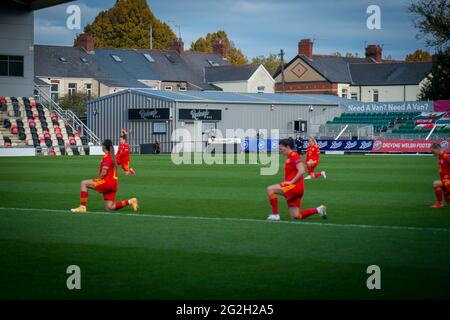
[99,153,118,184]
[306,144,320,161]
[284,151,304,187]
[438,151,450,180]
[117,142,130,163]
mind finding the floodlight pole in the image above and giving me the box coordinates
[279,49,285,93]
[150,25,153,50]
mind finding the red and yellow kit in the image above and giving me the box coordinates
[438,151,450,190]
[280,151,305,208]
[93,152,118,201]
[116,142,131,173]
[306,143,320,165]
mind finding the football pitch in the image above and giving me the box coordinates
[0,154,449,299]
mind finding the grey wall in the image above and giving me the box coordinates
[88,91,344,153]
[87,91,175,153]
[175,102,342,138]
[0,6,34,97]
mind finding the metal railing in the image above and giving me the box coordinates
[34,85,101,145]
[318,124,374,140]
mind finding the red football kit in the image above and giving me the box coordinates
[267,150,320,219]
[280,151,305,208]
[306,143,321,176]
[93,152,118,201]
[116,142,131,173]
[438,151,450,183]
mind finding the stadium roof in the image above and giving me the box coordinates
[5,0,74,10]
[89,88,351,106]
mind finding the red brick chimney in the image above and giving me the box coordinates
[298,39,313,59]
[213,39,227,59]
[365,44,383,63]
[170,37,184,55]
[74,33,95,53]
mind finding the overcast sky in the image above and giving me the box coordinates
[34,0,426,60]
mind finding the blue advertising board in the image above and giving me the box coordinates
[314,139,373,152]
[241,139,373,153]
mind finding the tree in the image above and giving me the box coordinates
[405,49,433,61]
[84,0,176,49]
[409,0,450,99]
[408,0,450,50]
[418,48,450,100]
[58,92,92,118]
[190,30,248,65]
[251,53,280,76]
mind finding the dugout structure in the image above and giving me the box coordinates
[87,89,349,153]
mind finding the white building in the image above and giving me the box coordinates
[204,64,275,93]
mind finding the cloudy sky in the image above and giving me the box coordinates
[34,0,426,60]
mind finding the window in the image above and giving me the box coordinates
[0,55,24,77]
[164,54,176,63]
[153,122,167,134]
[257,86,265,93]
[143,53,155,62]
[179,87,187,91]
[68,83,77,96]
[207,59,220,67]
[50,82,59,101]
[373,89,379,102]
[84,83,92,99]
[351,93,358,100]
[164,86,173,91]
[341,88,348,99]
[111,54,122,62]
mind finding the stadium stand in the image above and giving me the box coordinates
[326,111,450,140]
[0,96,89,155]
[327,112,420,133]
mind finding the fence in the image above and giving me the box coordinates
[34,85,101,146]
[318,124,374,140]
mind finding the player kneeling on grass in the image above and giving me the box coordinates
[117,129,135,175]
[304,136,326,180]
[71,139,138,213]
[431,143,450,208]
[266,138,326,221]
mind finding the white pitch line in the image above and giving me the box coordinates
[0,207,449,233]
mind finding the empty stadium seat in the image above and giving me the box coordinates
[328,112,421,134]
[0,95,91,156]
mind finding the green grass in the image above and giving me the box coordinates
[0,154,449,299]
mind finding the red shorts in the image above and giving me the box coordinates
[93,178,118,202]
[441,178,450,200]
[120,160,130,173]
[280,183,304,208]
[307,159,318,168]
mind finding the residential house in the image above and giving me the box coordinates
[274,39,432,102]
[34,33,273,99]
[204,64,275,93]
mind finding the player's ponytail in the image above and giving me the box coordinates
[103,139,117,170]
